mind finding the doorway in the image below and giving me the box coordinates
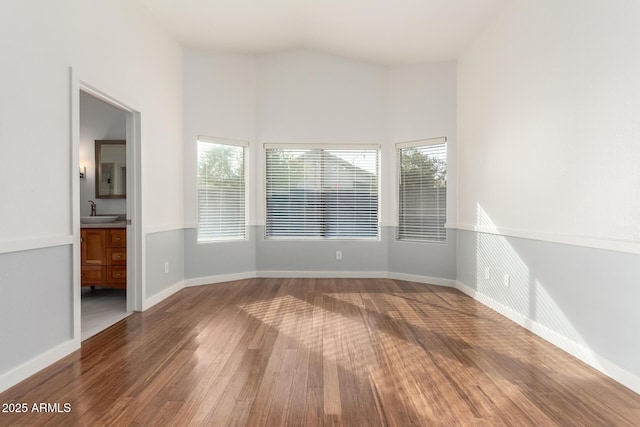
[71,74,142,344]
[79,92,129,340]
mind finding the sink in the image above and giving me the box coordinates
[80,215,119,224]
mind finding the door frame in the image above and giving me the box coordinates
[70,68,143,345]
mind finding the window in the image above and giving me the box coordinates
[197,136,247,241]
[265,144,379,239]
[397,138,447,243]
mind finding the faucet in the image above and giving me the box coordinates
[89,200,97,216]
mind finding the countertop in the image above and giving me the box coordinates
[80,221,127,229]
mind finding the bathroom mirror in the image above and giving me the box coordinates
[95,140,126,199]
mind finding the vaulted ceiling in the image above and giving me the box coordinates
[141,0,510,64]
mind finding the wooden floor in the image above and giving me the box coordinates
[1,278,639,426]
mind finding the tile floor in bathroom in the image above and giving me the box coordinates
[81,287,130,341]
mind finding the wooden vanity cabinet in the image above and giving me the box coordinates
[81,228,126,289]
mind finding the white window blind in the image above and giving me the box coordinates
[265,145,379,239]
[398,138,447,243]
[197,136,247,241]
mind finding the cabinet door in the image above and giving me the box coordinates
[81,229,107,265]
[81,266,106,286]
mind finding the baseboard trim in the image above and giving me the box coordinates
[185,272,257,287]
[142,280,185,311]
[184,270,456,286]
[256,270,390,279]
[0,339,78,394]
[455,280,640,395]
[387,272,456,287]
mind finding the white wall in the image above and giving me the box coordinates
[79,92,127,217]
[183,50,458,231]
[0,0,182,243]
[184,49,392,226]
[388,62,457,226]
[182,49,458,280]
[0,0,182,390]
[182,50,257,226]
[182,49,392,277]
[457,0,640,250]
[387,62,458,280]
[256,50,389,223]
[456,0,640,392]
[182,50,258,280]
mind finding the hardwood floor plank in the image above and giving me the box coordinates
[304,387,324,427]
[204,370,253,427]
[1,278,638,426]
[264,348,298,426]
[181,374,234,426]
[285,364,310,426]
[322,357,342,420]
[225,400,254,427]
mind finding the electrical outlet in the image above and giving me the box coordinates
[484,267,491,280]
[336,250,342,260]
[164,262,169,274]
[503,274,510,288]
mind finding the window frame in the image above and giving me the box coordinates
[264,143,381,241]
[396,137,448,244]
[196,135,249,242]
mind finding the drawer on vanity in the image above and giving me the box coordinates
[107,248,127,265]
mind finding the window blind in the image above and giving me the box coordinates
[265,145,379,239]
[398,138,447,242]
[197,137,247,241]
